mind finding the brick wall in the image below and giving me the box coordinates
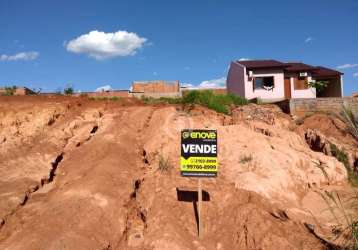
[74,91,129,98]
[286,97,358,117]
[132,80,180,93]
[131,92,182,99]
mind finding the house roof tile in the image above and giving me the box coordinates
[312,66,343,77]
[284,62,316,72]
[235,59,342,77]
[236,60,287,69]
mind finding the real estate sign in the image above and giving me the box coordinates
[180,129,217,177]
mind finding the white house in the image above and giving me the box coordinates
[227,59,343,101]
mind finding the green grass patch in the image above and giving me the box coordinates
[89,96,121,101]
[141,96,182,105]
[330,143,358,187]
[181,90,248,115]
[141,90,248,115]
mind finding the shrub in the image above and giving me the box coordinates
[141,96,181,105]
[341,105,358,141]
[318,190,358,249]
[158,154,171,173]
[64,87,74,95]
[181,90,248,114]
[158,97,182,104]
[141,96,155,104]
[308,80,329,94]
[3,85,17,96]
[239,154,253,164]
[109,96,120,101]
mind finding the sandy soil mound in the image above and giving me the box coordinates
[0,97,355,249]
[297,113,358,172]
[297,113,358,148]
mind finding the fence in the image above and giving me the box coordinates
[277,97,358,117]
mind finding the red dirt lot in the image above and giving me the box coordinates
[0,96,356,249]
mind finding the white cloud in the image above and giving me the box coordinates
[95,85,112,92]
[353,72,358,77]
[0,51,39,61]
[182,77,227,89]
[304,37,313,43]
[198,77,226,88]
[66,30,147,60]
[181,83,194,88]
[337,63,358,69]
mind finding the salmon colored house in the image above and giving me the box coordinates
[227,60,344,101]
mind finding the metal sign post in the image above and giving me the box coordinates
[180,129,218,238]
[198,178,203,238]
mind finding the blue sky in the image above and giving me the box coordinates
[0,0,357,95]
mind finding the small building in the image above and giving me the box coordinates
[227,59,343,101]
[0,86,35,95]
[131,80,181,98]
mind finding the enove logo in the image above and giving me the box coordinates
[182,131,216,139]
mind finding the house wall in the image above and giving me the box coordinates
[289,74,316,99]
[226,62,245,97]
[245,69,285,101]
[288,97,358,118]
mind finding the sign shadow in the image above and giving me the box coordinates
[176,187,210,234]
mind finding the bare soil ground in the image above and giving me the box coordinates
[0,96,356,249]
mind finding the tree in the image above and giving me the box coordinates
[308,80,328,94]
[63,87,74,95]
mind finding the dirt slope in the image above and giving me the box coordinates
[0,97,354,249]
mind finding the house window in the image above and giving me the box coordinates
[294,77,308,90]
[253,77,274,90]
